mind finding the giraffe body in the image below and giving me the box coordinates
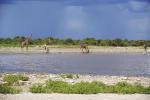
[21,35,32,52]
[80,43,90,53]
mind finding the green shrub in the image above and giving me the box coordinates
[3,74,29,85]
[134,85,150,94]
[59,74,77,79]
[0,84,20,94]
[59,74,80,79]
[75,74,80,79]
[72,82,101,94]
[30,84,47,93]
[114,82,136,94]
[143,86,150,94]
[113,82,150,94]
[45,80,72,93]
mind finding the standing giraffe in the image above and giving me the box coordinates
[42,37,52,53]
[43,44,49,53]
[21,34,32,52]
[144,42,148,55]
[80,42,90,53]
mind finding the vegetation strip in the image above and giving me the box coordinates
[0,36,150,47]
[0,74,150,94]
[30,80,150,94]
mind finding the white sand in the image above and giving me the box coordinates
[0,93,150,100]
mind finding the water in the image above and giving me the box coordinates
[0,53,150,76]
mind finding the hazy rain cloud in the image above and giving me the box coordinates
[0,0,150,39]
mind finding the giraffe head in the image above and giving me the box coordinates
[26,34,32,44]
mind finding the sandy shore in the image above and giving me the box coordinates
[0,47,148,53]
[0,93,150,100]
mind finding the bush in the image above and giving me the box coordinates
[114,82,137,94]
[30,84,48,93]
[45,80,73,93]
[0,84,20,94]
[30,80,72,93]
[75,74,80,79]
[113,82,150,94]
[3,74,29,85]
[72,81,102,94]
[59,74,79,79]
[143,86,150,94]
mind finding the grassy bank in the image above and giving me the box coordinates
[30,80,150,94]
[0,74,150,94]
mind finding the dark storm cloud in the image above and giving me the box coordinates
[1,0,150,5]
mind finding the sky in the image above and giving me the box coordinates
[0,0,150,40]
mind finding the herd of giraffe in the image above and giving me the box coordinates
[20,35,148,54]
[20,35,90,53]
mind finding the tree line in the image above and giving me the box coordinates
[0,36,150,47]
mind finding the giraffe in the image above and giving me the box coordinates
[21,34,32,52]
[43,44,49,53]
[42,37,52,54]
[144,42,148,55]
[80,42,90,53]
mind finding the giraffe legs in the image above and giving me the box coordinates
[26,46,28,52]
[81,47,89,53]
[144,48,147,55]
[82,48,84,53]
[21,44,28,52]
[86,47,89,53]
[80,47,85,53]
